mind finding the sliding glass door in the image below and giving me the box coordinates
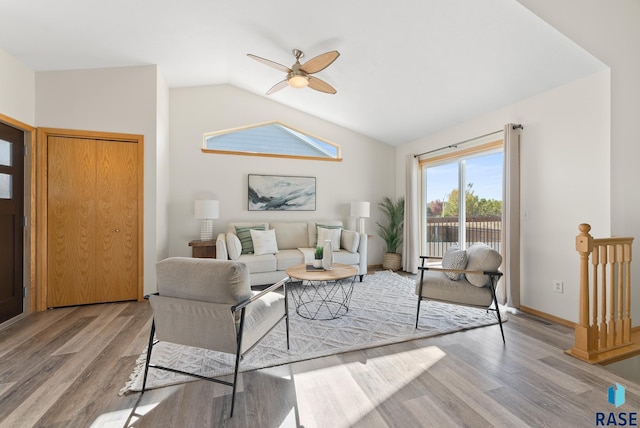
[423,161,459,256]
[421,147,503,256]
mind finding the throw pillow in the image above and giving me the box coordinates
[442,245,467,280]
[465,243,502,287]
[341,229,360,253]
[250,228,279,256]
[235,225,266,254]
[216,234,228,260]
[314,223,342,247]
[226,233,242,260]
[317,226,341,251]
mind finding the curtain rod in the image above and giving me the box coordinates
[413,124,523,158]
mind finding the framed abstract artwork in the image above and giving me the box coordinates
[248,174,316,211]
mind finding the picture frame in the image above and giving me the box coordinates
[248,174,316,211]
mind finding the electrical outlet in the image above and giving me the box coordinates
[553,280,564,293]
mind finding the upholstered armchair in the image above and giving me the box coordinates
[142,257,290,417]
[416,243,505,343]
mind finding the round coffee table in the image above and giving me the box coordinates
[286,263,358,320]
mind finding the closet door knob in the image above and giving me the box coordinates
[115,229,120,233]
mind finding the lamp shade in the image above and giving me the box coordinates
[194,200,219,219]
[350,201,370,218]
[288,74,309,88]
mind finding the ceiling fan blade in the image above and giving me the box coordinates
[247,54,291,73]
[300,50,340,74]
[266,79,289,95]
[308,76,337,94]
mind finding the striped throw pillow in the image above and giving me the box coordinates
[235,225,266,254]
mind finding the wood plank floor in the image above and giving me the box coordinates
[1,299,638,427]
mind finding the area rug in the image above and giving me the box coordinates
[120,270,505,394]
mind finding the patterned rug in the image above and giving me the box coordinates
[120,270,504,394]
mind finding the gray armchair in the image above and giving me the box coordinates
[142,257,289,417]
[416,243,505,343]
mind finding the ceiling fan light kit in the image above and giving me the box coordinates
[248,48,340,95]
[288,74,309,88]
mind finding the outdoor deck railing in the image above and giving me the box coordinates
[425,215,501,256]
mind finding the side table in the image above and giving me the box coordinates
[188,240,217,258]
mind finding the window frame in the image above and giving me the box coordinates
[202,121,343,162]
[419,139,503,255]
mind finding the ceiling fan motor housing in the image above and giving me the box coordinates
[288,61,309,88]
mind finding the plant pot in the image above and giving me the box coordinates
[382,252,402,271]
[313,259,323,268]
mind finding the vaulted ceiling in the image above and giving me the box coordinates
[1,0,606,145]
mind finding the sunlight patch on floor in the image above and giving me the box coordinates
[293,346,446,428]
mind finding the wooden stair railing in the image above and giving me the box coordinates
[566,223,639,364]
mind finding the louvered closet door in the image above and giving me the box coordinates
[47,136,138,307]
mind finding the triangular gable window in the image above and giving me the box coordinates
[203,122,341,161]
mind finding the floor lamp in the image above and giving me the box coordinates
[350,201,370,235]
[194,200,219,241]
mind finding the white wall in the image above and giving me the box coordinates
[396,71,611,323]
[35,65,163,294]
[518,0,640,322]
[168,84,395,265]
[0,48,35,125]
[156,70,171,264]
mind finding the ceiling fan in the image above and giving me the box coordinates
[247,49,340,95]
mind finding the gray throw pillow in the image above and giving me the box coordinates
[442,245,468,280]
[465,243,502,287]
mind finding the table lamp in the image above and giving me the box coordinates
[194,200,219,241]
[350,201,370,234]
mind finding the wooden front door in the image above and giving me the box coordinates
[0,122,24,323]
[42,130,143,307]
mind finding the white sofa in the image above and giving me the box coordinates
[216,221,367,286]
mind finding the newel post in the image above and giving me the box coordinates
[572,223,595,358]
[576,224,593,327]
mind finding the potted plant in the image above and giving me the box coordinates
[377,196,405,271]
[313,246,324,268]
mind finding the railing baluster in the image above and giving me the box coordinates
[616,244,624,345]
[624,243,632,342]
[608,244,616,348]
[591,245,599,349]
[600,244,607,349]
[568,223,635,363]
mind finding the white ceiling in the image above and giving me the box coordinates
[0,0,606,145]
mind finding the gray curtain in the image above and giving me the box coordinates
[498,123,521,307]
[403,154,420,273]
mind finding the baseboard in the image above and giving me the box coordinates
[518,305,576,329]
[519,306,640,332]
[367,264,383,272]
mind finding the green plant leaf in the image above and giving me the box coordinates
[376,196,404,253]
